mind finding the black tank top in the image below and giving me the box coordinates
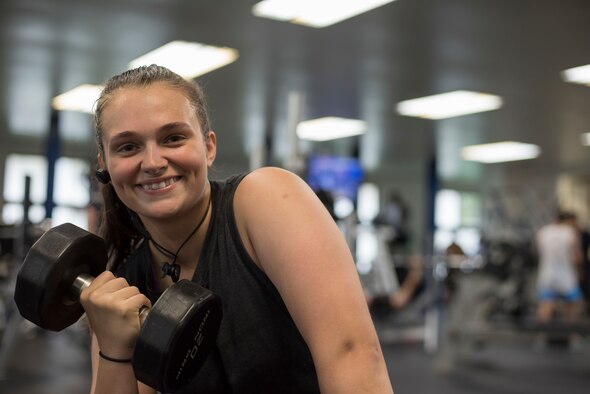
[116,174,320,393]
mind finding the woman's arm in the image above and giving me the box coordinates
[90,334,155,394]
[81,272,155,394]
[234,167,394,393]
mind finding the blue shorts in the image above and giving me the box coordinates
[538,287,583,302]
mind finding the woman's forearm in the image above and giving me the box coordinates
[92,361,142,394]
[89,336,154,394]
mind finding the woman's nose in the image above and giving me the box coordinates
[141,144,167,174]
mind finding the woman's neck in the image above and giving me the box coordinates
[142,188,212,272]
[148,216,210,268]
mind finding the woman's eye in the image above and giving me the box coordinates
[165,134,185,144]
[116,143,137,153]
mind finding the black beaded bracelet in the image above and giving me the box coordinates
[99,350,132,364]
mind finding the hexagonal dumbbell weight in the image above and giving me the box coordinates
[14,223,222,393]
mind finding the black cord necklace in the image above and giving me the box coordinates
[150,194,212,282]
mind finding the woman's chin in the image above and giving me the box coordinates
[138,206,182,221]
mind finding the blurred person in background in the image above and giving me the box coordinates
[534,211,585,351]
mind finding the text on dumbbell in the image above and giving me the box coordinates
[176,309,210,381]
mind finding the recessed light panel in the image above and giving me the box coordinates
[580,132,590,146]
[128,41,239,79]
[296,117,366,141]
[397,90,503,119]
[252,0,396,28]
[562,64,590,86]
[461,141,540,163]
[52,84,103,113]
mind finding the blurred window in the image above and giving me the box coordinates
[434,189,482,255]
[2,154,90,228]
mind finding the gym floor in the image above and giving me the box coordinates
[1,318,589,394]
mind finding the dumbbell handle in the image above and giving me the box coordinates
[72,273,150,321]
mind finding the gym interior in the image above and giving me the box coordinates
[1,1,590,393]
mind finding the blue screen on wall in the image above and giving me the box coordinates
[306,155,364,201]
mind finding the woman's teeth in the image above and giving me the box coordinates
[142,177,178,191]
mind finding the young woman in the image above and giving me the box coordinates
[80,65,393,393]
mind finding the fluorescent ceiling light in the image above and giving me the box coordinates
[129,41,239,79]
[461,141,541,163]
[397,90,503,119]
[52,84,103,113]
[252,0,396,28]
[580,132,590,146]
[296,117,366,141]
[562,64,590,86]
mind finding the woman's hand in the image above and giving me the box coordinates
[80,271,151,360]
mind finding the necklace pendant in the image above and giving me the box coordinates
[161,262,181,282]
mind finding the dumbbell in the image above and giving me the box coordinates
[14,223,222,393]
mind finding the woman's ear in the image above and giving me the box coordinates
[205,131,217,167]
[97,152,105,169]
[95,153,111,184]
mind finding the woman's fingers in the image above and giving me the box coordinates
[79,271,152,355]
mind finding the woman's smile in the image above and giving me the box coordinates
[137,176,182,192]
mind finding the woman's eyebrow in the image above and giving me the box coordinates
[158,122,191,133]
[109,122,191,141]
[108,130,137,143]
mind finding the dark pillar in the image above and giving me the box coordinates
[44,110,60,219]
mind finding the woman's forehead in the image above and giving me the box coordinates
[107,84,192,114]
[101,85,199,133]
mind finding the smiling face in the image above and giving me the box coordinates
[98,83,216,224]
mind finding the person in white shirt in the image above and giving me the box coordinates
[535,211,584,350]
